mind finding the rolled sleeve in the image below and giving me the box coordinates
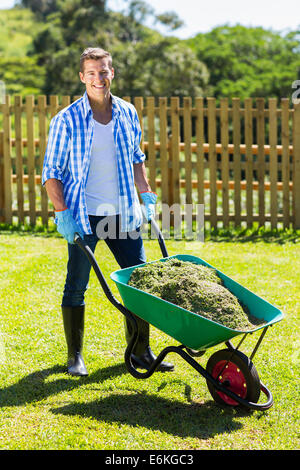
[42,113,70,185]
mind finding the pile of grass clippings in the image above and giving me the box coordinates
[128,258,264,331]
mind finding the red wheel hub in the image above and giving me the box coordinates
[212,360,247,406]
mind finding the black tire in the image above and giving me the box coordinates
[206,349,261,407]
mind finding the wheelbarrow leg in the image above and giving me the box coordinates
[124,315,174,372]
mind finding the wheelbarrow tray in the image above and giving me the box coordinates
[110,254,283,351]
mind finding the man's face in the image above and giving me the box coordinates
[79,58,114,101]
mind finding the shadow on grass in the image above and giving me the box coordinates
[0,363,126,407]
[0,362,247,439]
[51,392,245,439]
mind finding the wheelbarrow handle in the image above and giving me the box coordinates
[74,232,114,303]
[149,217,169,258]
[73,217,167,297]
[74,231,140,332]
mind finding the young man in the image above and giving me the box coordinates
[42,47,173,376]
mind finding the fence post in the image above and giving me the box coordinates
[232,98,241,227]
[244,98,253,228]
[159,97,168,205]
[207,97,217,229]
[293,103,300,229]
[3,95,12,224]
[170,97,180,207]
[256,98,265,227]
[167,133,174,226]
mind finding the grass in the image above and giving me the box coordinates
[0,229,299,450]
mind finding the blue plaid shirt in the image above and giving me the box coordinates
[42,91,146,234]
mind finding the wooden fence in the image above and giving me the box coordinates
[0,95,300,229]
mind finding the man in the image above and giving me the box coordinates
[42,47,173,376]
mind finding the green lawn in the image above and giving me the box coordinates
[0,231,299,450]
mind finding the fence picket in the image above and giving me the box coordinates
[183,97,192,205]
[257,98,265,226]
[159,97,168,204]
[38,95,49,225]
[269,98,278,229]
[207,98,217,228]
[134,97,144,152]
[146,97,156,191]
[232,98,241,226]
[281,99,290,228]
[170,97,180,205]
[293,103,300,229]
[195,97,204,207]
[14,95,24,223]
[26,95,36,226]
[3,95,12,224]
[220,98,229,227]
[245,98,253,228]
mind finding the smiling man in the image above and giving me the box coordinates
[42,47,174,376]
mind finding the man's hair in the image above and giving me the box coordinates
[80,47,112,73]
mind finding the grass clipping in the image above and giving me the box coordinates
[128,258,264,331]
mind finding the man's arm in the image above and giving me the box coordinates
[45,178,67,212]
[133,162,151,193]
[134,162,157,221]
[44,178,83,242]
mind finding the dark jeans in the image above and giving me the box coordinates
[62,215,147,307]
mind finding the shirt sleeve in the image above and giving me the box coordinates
[42,113,70,185]
[132,108,146,164]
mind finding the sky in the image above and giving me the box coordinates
[1,0,299,39]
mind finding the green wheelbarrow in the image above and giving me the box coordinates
[74,220,283,411]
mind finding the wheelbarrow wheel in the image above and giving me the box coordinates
[206,349,261,407]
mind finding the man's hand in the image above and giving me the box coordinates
[140,191,157,221]
[55,208,84,244]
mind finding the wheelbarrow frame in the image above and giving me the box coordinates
[74,220,282,411]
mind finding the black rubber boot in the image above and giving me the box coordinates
[124,315,174,372]
[61,305,88,376]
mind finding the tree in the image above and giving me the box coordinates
[17,0,58,18]
[27,0,209,98]
[111,39,209,98]
[186,25,300,100]
[0,56,45,95]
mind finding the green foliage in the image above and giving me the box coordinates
[111,36,209,97]
[17,0,59,19]
[1,2,300,99]
[0,8,34,57]
[0,56,45,95]
[186,25,300,100]
[4,0,209,98]
[0,8,45,95]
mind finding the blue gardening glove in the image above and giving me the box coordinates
[140,191,157,221]
[55,208,84,244]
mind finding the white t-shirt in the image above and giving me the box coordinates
[85,119,119,216]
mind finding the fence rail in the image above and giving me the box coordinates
[1,95,300,230]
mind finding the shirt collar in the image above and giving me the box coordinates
[82,91,121,118]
